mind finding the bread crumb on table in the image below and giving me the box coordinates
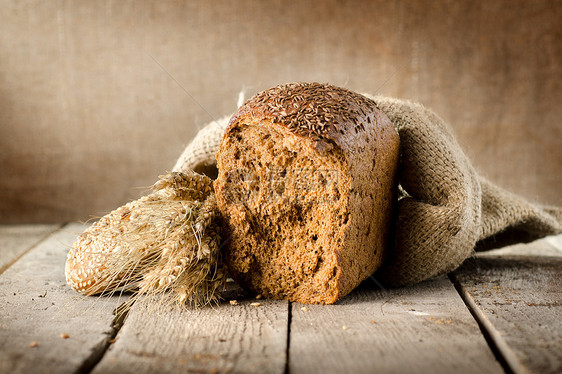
[28,341,38,348]
[229,300,238,306]
[60,333,69,339]
[301,307,308,312]
[250,302,261,307]
[342,326,349,330]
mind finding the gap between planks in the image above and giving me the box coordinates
[0,224,62,275]
[287,276,502,374]
[0,223,129,374]
[76,302,131,374]
[451,275,525,374]
[451,255,562,374]
[285,301,292,374]
[92,292,289,374]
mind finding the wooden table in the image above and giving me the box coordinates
[1,223,561,374]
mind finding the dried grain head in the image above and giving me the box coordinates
[65,171,226,308]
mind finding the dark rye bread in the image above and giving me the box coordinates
[214,82,400,304]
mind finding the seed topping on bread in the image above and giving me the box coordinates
[231,82,379,142]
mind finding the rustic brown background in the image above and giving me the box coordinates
[1,0,561,223]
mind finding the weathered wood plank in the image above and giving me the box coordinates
[289,276,502,374]
[93,289,288,374]
[452,255,562,374]
[0,224,60,274]
[0,223,127,374]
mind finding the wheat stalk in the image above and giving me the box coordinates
[65,171,226,308]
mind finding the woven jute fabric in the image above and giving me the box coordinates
[174,95,562,287]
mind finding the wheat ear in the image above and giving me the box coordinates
[65,171,226,308]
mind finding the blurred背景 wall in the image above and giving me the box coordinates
[1,0,560,223]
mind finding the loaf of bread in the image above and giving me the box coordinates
[214,82,399,304]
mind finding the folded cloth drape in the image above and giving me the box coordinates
[173,95,562,287]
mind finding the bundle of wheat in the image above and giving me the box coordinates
[65,171,226,307]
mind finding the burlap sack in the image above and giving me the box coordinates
[173,96,562,287]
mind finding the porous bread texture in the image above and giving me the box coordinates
[214,82,399,304]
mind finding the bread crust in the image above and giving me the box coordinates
[215,82,399,304]
[226,82,386,153]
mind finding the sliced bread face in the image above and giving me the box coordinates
[214,83,399,304]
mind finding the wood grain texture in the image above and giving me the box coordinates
[0,224,60,274]
[289,276,502,374]
[452,255,562,374]
[94,293,289,374]
[2,224,560,373]
[1,0,560,223]
[0,223,127,374]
